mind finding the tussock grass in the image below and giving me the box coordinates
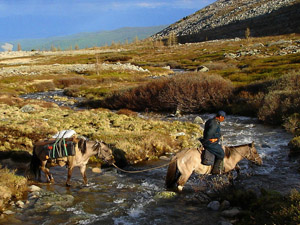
[0,103,202,164]
[0,167,27,212]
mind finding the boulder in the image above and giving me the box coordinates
[207,200,220,211]
[221,207,240,217]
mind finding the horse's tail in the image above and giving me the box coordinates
[165,158,178,188]
[29,146,41,180]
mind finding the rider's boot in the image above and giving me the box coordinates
[211,159,223,175]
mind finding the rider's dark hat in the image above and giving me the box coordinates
[217,110,226,118]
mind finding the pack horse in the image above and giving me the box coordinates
[165,142,262,191]
[29,135,114,186]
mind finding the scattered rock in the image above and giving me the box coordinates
[28,185,41,192]
[3,210,14,215]
[196,65,209,72]
[20,105,36,113]
[218,221,233,225]
[159,155,170,161]
[221,207,241,217]
[220,200,231,211]
[16,200,25,209]
[92,167,102,173]
[174,132,186,137]
[207,200,220,211]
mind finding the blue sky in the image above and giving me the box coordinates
[0,0,215,42]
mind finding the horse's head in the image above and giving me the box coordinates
[246,142,263,165]
[93,140,115,165]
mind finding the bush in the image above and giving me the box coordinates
[288,136,300,156]
[54,77,93,88]
[257,72,300,125]
[258,90,300,124]
[99,72,234,113]
[30,81,56,92]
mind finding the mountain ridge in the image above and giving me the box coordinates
[1,25,167,51]
[153,0,300,43]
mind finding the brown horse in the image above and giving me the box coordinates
[29,138,114,186]
[166,142,262,191]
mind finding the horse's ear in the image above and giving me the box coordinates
[251,141,254,148]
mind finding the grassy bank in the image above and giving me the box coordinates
[0,167,27,212]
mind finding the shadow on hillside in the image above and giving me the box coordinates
[178,3,300,43]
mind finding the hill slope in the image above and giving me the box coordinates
[2,25,167,51]
[153,0,300,43]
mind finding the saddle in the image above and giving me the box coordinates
[201,148,215,166]
[35,137,77,159]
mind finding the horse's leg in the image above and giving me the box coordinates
[66,156,75,187]
[80,164,88,185]
[66,166,74,187]
[234,164,241,174]
[40,161,54,183]
[177,171,193,191]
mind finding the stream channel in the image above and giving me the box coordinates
[4,90,300,225]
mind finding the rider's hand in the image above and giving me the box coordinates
[209,138,218,143]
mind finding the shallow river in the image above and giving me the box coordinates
[7,91,300,224]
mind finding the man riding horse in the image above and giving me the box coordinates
[201,111,226,174]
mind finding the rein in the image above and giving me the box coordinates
[230,145,260,163]
[112,161,172,174]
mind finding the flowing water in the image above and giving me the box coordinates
[8,93,300,225]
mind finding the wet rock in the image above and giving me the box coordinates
[16,200,25,209]
[207,200,220,211]
[3,210,14,215]
[195,192,211,203]
[221,207,240,217]
[92,167,102,173]
[220,200,231,211]
[154,191,177,200]
[48,205,66,215]
[28,185,41,192]
[159,155,170,161]
[218,221,233,225]
[32,190,74,212]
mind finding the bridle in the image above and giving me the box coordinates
[230,145,261,164]
[93,140,112,163]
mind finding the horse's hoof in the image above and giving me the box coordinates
[66,183,71,187]
[177,185,183,191]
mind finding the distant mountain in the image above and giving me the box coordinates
[153,0,300,43]
[2,25,167,51]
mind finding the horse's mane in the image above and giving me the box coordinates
[224,143,252,158]
[77,138,87,154]
[92,141,101,152]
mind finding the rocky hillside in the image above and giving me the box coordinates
[153,0,300,43]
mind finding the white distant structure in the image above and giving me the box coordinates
[1,43,13,51]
